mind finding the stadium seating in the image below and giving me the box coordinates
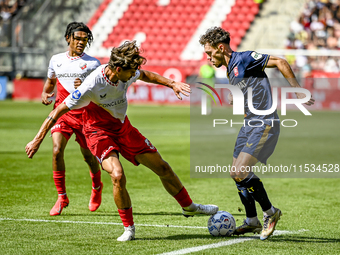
[87,0,260,75]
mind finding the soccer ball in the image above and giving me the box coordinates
[207,211,236,237]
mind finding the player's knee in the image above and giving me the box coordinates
[230,167,249,181]
[107,166,125,186]
[52,144,64,161]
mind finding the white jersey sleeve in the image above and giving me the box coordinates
[64,72,96,110]
[47,56,56,79]
[64,65,140,121]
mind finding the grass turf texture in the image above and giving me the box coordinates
[0,100,339,255]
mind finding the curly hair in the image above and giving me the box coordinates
[64,22,93,47]
[199,27,230,47]
[108,40,146,70]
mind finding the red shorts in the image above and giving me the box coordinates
[85,122,157,166]
[51,112,88,149]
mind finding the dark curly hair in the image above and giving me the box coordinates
[64,22,93,47]
[199,27,230,47]
[108,40,146,70]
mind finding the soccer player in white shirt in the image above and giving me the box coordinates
[26,40,219,241]
[41,22,102,216]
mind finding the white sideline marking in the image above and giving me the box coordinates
[158,229,309,255]
[0,218,205,229]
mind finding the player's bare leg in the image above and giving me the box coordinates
[230,152,258,182]
[231,152,281,238]
[80,147,102,212]
[135,152,218,217]
[135,152,183,195]
[102,151,134,241]
[50,133,69,216]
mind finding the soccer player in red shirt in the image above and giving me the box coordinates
[26,40,219,241]
[42,22,102,216]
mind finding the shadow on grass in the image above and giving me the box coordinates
[64,212,246,217]
[269,235,340,243]
[63,211,188,217]
[136,235,258,241]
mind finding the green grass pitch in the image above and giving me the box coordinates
[0,100,339,254]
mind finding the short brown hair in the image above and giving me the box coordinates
[108,40,146,70]
[199,27,230,47]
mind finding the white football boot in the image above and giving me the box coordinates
[117,225,135,241]
[182,203,219,217]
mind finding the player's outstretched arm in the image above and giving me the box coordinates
[41,78,56,105]
[138,70,191,100]
[266,56,314,106]
[25,104,70,158]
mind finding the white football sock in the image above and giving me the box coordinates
[183,202,197,211]
[246,216,259,226]
[263,206,275,216]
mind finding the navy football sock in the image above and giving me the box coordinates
[238,172,272,212]
[236,182,257,218]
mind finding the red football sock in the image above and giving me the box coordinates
[89,170,101,188]
[174,187,193,208]
[118,207,134,227]
[53,171,66,195]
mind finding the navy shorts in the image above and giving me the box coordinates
[233,119,280,164]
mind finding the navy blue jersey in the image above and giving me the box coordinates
[227,51,279,121]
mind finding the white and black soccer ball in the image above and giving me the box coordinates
[207,211,236,237]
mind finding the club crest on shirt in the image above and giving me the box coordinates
[251,52,263,60]
[234,66,239,77]
[79,62,87,70]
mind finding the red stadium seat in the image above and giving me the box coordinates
[241,21,251,30]
[240,6,250,14]
[246,13,255,22]
[232,5,242,13]
[236,13,246,21]
[227,13,237,22]
[250,5,259,15]
[96,0,217,62]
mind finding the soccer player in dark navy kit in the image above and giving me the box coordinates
[199,27,314,240]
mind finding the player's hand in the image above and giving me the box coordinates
[74,78,82,89]
[41,92,55,105]
[171,81,191,100]
[227,92,233,105]
[295,92,315,106]
[25,139,41,159]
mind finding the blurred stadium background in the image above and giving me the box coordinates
[0,0,340,109]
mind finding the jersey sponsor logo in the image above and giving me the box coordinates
[246,142,253,148]
[56,73,87,79]
[72,90,81,100]
[234,66,239,77]
[98,98,126,108]
[251,52,263,60]
[79,62,87,70]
